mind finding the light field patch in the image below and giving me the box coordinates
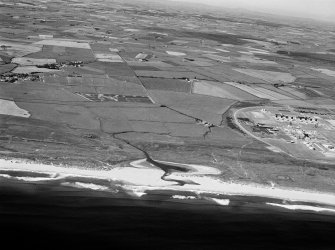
[193,80,243,100]
[0,99,30,118]
[241,39,272,47]
[225,82,275,100]
[311,68,335,77]
[251,111,265,119]
[94,53,123,62]
[12,57,56,66]
[12,66,58,74]
[34,40,91,49]
[279,86,307,99]
[253,87,292,100]
[202,54,230,62]
[233,69,295,83]
[166,51,186,56]
[237,55,277,65]
[0,41,42,57]
[326,120,335,127]
[215,48,230,53]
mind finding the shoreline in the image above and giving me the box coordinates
[0,158,335,209]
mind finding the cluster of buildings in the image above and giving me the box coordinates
[274,113,319,125]
[281,120,335,156]
[37,61,84,69]
[250,109,335,157]
[0,73,40,83]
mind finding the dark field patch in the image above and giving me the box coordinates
[0,63,16,74]
[87,62,135,76]
[140,77,191,92]
[277,51,335,64]
[199,14,287,28]
[245,65,288,73]
[0,53,14,64]
[130,66,161,71]
[144,27,261,45]
[26,45,96,63]
[89,43,113,52]
[293,77,333,89]
[163,61,180,67]
[298,88,323,98]
[135,70,211,80]
[136,34,173,43]
[226,116,246,135]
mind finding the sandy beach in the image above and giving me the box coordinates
[0,158,334,210]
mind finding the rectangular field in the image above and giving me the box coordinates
[233,68,296,83]
[253,87,293,100]
[140,77,191,93]
[34,40,91,49]
[192,80,258,101]
[224,82,275,100]
[135,70,211,80]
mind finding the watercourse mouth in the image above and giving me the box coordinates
[144,151,199,186]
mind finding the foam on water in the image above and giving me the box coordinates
[267,203,335,213]
[62,182,110,191]
[172,195,197,200]
[210,198,230,206]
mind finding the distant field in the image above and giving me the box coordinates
[127,61,174,68]
[279,86,307,99]
[277,51,335,63]
[0,99,30,118]
[94,53,123,63]
[0,63,16,74]
[147,90,236,125]
[233,68,296,84]
[28,45,95,63]
[311,68,335,77]
[12,66,58,74]
[224,82,275,100]
[260,85,300,99]
[130,66,161,71]
[253,87,292,100]
[12,57,56,66]
[34,40,91,49]
[140,77,191,93]
[208,66,267,83]
[86,62,135,76]
[192,80,258,101]
[135,70,211,80]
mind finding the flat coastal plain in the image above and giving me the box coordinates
[0,0,335,216]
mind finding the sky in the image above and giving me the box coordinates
[171,0,335,22]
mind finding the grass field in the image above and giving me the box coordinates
[12,58,56,66]
[140,77,191,93]
[135,70,211,80]
[147,90,236,125]
[0,99,30,118]
[233,68,296,83]
[224,82,274,100]
[192,80,257,101]
[34,40,91,49]
[253,87,292,100]
[28,45,95,63]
